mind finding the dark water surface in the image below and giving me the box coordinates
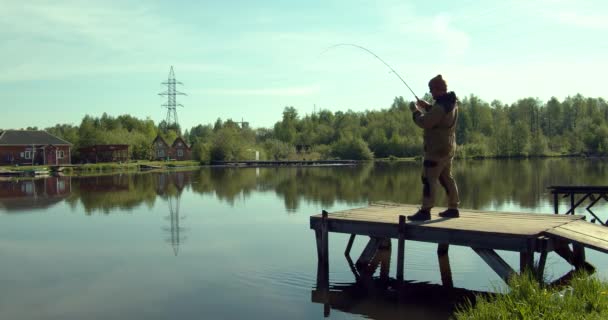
[1,159,607,319]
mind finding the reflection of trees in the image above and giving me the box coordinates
[66,172,194,214]
[185,159,608,211]
[22,159,607,213]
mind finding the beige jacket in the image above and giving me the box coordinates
[413,93,458,159]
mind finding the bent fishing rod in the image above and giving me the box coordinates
[321,43,420,101]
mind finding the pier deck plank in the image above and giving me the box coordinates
[309,203,608,252]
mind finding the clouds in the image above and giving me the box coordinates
[429,14,472,55]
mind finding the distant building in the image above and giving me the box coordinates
[151,135,192,161]
[0,130,72,165]
[78,144,129,163]
[171,137,192,161]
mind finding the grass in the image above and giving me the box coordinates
[454,271,608,320]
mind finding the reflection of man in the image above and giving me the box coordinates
[407,75,460,221]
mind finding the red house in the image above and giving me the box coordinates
[151,135,192,161]
[0,130,72,166]
[78,144,129,163]
[172,137,192,161]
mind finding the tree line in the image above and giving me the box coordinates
[24,93,608,162]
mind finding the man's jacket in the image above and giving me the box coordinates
[412,92,458,159]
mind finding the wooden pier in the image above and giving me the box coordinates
[310,202,608,293]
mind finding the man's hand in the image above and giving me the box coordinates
[416,99,431,110]
[409,102,418,112]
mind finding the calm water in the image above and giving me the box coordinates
[1,159,608,320]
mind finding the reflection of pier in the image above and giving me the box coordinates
[310,202,608,316]
[312,238,478,319]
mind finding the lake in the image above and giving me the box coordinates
[1,159,607,319]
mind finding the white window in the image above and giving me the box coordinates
[58,151,65,159]
[24,151,32,159]
[57,180,65,192]
[178,142,182,147]
[158,150,165,157]
[177,149,184,157]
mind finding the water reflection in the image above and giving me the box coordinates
[1,159,607,215]
[158,172,188,256]
[0,176,71,212]
[313,241,478,320]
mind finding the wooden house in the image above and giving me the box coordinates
[0,130,72,165]
[151,135,192,161]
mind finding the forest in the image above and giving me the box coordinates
[21,93,608,162]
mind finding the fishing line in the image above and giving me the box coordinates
[320,43,419,101]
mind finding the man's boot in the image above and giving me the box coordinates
[438,208,459,218]
[407,208,431,221]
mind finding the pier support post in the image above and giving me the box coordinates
[356,237,382,269]
[437,243,453,288]
[537,238,549,282]
[520,239,535,273]
[473,247,515,283]
[345,234,356,257]
[397,215,405,282]
[315,210,330,318]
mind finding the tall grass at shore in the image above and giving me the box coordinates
[455,271,608,320]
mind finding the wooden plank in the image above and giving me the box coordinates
[545,225,608,254]
[316,219,534,251]
[472,248,515,283]
[312,216,557,237]
[557,220,608,243]
[356,237,382,267]
[344,234,356,256]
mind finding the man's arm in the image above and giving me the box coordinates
[413,104,445,129]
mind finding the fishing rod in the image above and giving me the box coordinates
[321,43,420,101]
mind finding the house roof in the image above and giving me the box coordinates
[152,135,170,147]
[171,136,190,149]
[0,130,72,146]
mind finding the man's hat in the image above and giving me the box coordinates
[429,74,447,91]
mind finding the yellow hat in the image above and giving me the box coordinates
[428,74,447,91]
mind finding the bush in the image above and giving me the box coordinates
[460,143,490,158]
[330,137,373,160]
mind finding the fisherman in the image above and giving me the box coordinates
[407,75,460,221]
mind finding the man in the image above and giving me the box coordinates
[407,74,460,221]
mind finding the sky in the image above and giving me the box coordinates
[1,0,607,131]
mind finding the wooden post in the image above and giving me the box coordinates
[320,210,329,274]
[437,243,453,288]
[573,243,586,269]
[553,191,559,214]
[537,238,548,282]
[570,193,575,215]
[316,210,330,318]
[520,239,535,273]
[397,215,405,282]
[345,234,356,257]
[356,237,381,268]
[473,247,515,283]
